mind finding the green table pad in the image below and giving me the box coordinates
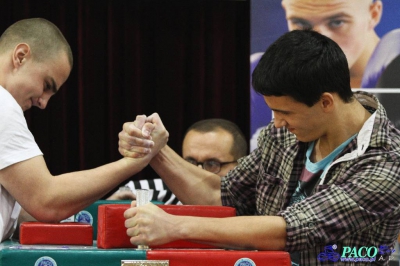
[0,240,146,266]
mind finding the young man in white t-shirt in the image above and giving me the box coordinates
[0,18,160,242]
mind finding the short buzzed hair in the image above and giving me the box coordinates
[0,18,73,68]
[184,119,248,159]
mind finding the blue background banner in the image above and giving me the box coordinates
[250,0,400,150]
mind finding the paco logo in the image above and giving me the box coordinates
[317,244,340,262]
[317,244,396,263]
[342,246,378,258]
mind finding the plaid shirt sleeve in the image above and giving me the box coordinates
[221,123,297,216]
[220,143,263,215]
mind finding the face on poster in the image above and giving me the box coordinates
[250,0,400,150]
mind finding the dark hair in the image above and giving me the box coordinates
[184,119,248,159]
[252,30,353,107]
[0,18,73,68]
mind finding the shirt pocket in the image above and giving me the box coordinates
[256,173,285,215]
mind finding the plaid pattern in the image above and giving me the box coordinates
[221,91,400,265]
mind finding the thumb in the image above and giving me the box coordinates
[133,115,148,131]
[142,123,155,139]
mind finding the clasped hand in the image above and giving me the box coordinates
[118,113,169,159]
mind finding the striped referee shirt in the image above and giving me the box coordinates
[125,178,180,205]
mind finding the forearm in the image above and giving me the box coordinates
[150,145,222,205]
[45,158,148,219]
[5,156,149,222]
[176,215,287,250]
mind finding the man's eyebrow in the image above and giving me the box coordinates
[325,13,351,21]
[288,17,311,23]
[270,108,290,114]
[289,12,350,22]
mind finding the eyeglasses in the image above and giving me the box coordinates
[185,158,237,174]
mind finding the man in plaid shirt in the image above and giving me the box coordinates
[120,30,400,265]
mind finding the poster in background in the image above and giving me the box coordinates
[250,0,400,151]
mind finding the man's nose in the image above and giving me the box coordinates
[273,116,287,128]
[36,97,49,109]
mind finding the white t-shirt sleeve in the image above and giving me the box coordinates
[0,87,43,170]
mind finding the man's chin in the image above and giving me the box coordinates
[22,103,32,111]
[292,134,307,142]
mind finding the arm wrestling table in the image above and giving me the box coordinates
[0,201,291,266]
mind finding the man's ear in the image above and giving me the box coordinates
[12,43,31,68]
[320,93,334,112]
[369,0,383,30]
